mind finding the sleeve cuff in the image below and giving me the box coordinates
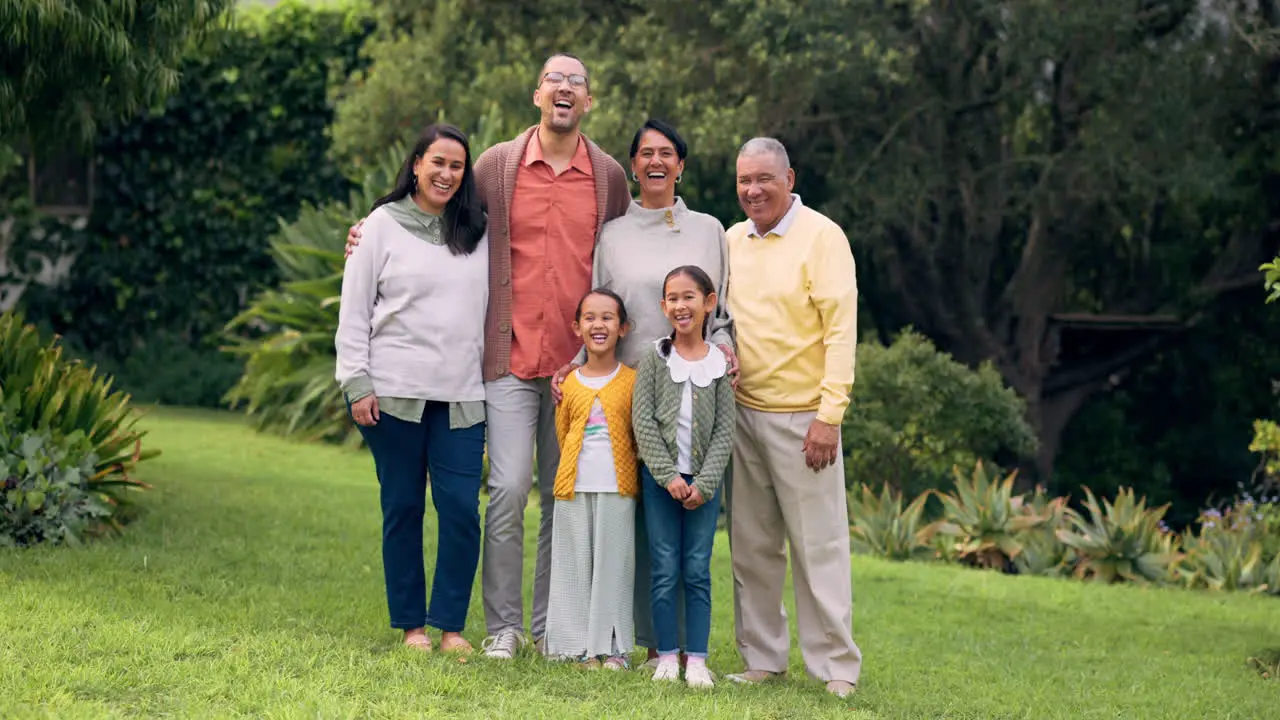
[816,402,847,427]
[342,375,374,403]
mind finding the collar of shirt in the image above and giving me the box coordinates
[385,195,444,245]
[746,193,803,239]
[523,129,594,176]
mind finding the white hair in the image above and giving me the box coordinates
[738,136,791,169]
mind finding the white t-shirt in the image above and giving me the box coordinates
[573,365,622,493]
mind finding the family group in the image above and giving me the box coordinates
[333,51,862,697]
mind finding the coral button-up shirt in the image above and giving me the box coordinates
[507,132,599,380]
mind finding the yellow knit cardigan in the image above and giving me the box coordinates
[553,365,639,500]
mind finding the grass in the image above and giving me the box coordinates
[2,407,1278,718]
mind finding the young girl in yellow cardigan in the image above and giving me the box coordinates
[544,288,640,669]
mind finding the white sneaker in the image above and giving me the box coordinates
[652,656,680,681]
[685,663,715,688]
[480,629,525,660]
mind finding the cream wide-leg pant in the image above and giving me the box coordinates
[727,405,863,685]
[545,491,636,659]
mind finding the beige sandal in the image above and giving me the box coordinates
[439,636,473,654]
[403,634,433,652]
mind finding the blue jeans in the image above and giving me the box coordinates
[355,402,485,632]
[641,465,721,657]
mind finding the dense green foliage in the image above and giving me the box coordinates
[9,0,374,404]
[842,331,1038,497]
[0,0,233,146]
[0,312,153,546]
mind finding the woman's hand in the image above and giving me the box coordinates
[718,344,740,390]
[682,485,706,510]
[667,476,691,501]
[351,395,380,426]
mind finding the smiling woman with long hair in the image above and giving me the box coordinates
[334,123,488,654]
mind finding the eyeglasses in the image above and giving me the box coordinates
[541,71,588,88]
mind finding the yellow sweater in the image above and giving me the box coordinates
[726,200,858,426]
[553,365,639,500]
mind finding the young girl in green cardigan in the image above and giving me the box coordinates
[631,265,737,688]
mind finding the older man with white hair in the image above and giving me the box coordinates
[723,137,863,698]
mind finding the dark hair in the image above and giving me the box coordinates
[575,287,628,327]
[629,118,688,161]
[539,52,590,89]
[658,265,717,357]
[371,123,486,256]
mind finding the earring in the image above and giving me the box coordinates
[675,174,683,184]
[411,174,419,192]
[630,171,639,182]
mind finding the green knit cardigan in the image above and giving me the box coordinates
[631,342,736,498]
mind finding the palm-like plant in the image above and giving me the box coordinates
[0,312,154,535]
[222,145,405,446]
[928,461,1046,571]
[1056,487,1180,584]
[848,482,936,561]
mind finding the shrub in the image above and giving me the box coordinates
[926,461,1046,571]
[848,482,935,561]
[1055,487,1180,585]
[0,312,154,545]
[842,330,1038,498]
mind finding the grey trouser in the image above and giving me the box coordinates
[482,375,558,638]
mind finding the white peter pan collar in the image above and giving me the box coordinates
[658,339,727,387]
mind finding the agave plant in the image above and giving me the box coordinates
[1055,487,1180,584]
[927,460,1046,571]
[1176,499,1280,594]
[1013,486,1073,577]
[848,482,936,561]
[0,312,154,540]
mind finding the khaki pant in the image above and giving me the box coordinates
[728,405,863,684]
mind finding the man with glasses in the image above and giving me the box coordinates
[350,52,631,658]
[471,51,630,660]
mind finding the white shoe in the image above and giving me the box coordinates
[652,656,680,681]
[480,629,525,660]
[685,663,715,688]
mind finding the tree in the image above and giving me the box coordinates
[614,0,1275,482]
[0,0,233,147]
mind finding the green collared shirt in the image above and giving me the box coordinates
[341,196,485,429]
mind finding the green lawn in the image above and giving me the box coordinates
[2,407,1277,718]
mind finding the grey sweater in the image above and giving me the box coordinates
[576,198,735,368]
[334,204,489,408]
